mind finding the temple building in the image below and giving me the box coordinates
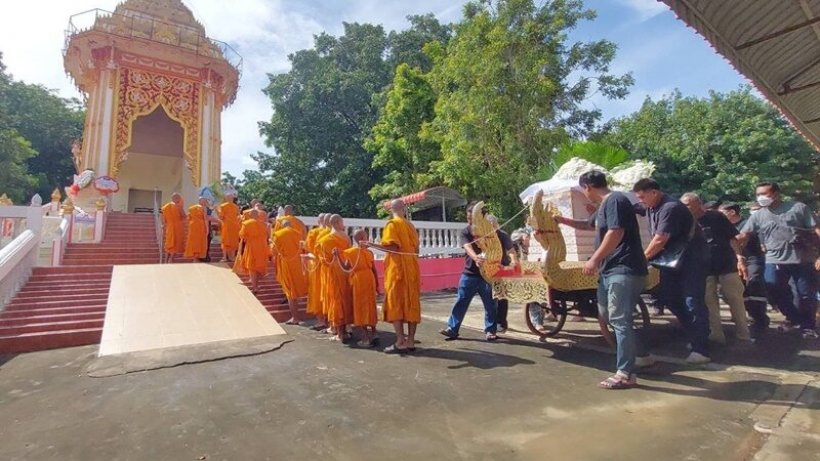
[63,0,240,212]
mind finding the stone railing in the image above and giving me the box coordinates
[0,206,43,309]
[298,217,465,258]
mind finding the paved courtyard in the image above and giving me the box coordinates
[1,293,818,461]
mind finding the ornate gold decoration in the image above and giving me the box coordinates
[0,194,13,206]
[111,66,202,185]
[62,198,75,214]
[492,263,550,304]
[530,190,598,291]
[472,201,503,282]
[51,188,62,202]
[95,197,107,210]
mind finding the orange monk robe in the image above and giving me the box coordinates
[343,247,377,327]
[304,227,324,317]
[381,217,421,323]
[272,226,308,300]
[238,219,269,276]
[218,201,240,251]
[318,232,352,327]
[315,228,333,316]
[184,205,209,258]
[160,202,185,254]
[274,215,306,238]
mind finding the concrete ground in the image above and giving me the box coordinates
[1,293,818,461]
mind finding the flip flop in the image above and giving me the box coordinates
[599,374,637,390]
[383,344,408,354]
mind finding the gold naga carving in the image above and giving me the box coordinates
[110,66,202,186]
[471,201,503,282]
[530,190,598,292]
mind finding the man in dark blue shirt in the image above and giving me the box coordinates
[440,203,499,341]
[633,178,711,364]
[557,170,649,389]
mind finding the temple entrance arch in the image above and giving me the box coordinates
[114,106,197,212]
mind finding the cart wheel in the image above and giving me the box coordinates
[524,301,567,337]
[600,298,652,348]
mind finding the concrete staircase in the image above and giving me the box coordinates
[0,212,302,354]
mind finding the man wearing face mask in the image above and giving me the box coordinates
[740,182,819,339]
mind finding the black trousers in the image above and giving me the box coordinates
[496,299,509,329]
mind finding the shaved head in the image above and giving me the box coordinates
[390,199,407,217]
[171,193,182,204]
[249,209,259,219]
[284,205,294,215]
[329,214,344,231]
[353,228,368,242]
[250,199,260,207]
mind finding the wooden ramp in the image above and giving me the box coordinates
[99,263,286,357]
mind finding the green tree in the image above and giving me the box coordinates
[420,0,633,219]
[1,81,84,199]
[602,87,819,205]
[0,53,37,203]
[366,63,441,203]
[256,23,391,216]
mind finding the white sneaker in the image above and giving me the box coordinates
[635,355,656,368]
[685,352,711,365]
[802,329,819,340]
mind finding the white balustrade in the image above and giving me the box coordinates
[0,205,43,309]
[298,216,466,258]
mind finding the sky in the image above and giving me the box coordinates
[0,0,748,177]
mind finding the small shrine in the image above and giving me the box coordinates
[62,0,240,212]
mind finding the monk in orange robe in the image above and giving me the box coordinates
[160,193,185,263]
[315,214,334,328]
[238,209,269,292]
[363,199,420,353]
[319,214,352,342]
[342,229,378,347]
[242,199,260,221]
[274,205,306,238]
[272,220,308,324]
[218,196,240,262]
[303,213,329,330]
[184,197,212,261]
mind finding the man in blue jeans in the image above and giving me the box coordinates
[740,181,819,339]
[440,203,499,341]
[556,170,649,388]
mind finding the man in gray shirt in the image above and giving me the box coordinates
[740,181,819,339]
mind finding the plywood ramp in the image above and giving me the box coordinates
[99,263,286,357]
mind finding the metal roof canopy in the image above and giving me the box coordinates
[383,186,467,221]
[661,0,820,150]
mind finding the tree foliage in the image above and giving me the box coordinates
[602,87,819,206]
[368,0,633,219]
[250,17,451,217]
[0,52,84,202]
[0,53,37,203]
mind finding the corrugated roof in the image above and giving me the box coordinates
[662,0,820,150]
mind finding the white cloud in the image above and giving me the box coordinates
[615,0,667,22]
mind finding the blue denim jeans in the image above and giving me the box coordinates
[659,254,710,356]
[446,273,498,334]
[598,273,646,375]
[764,262,817,330]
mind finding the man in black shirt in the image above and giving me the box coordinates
[557,171,649,389]
[681,193,751,344]
[440,203,499,341]
[633,178,711,364]
[719,203,770,334]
